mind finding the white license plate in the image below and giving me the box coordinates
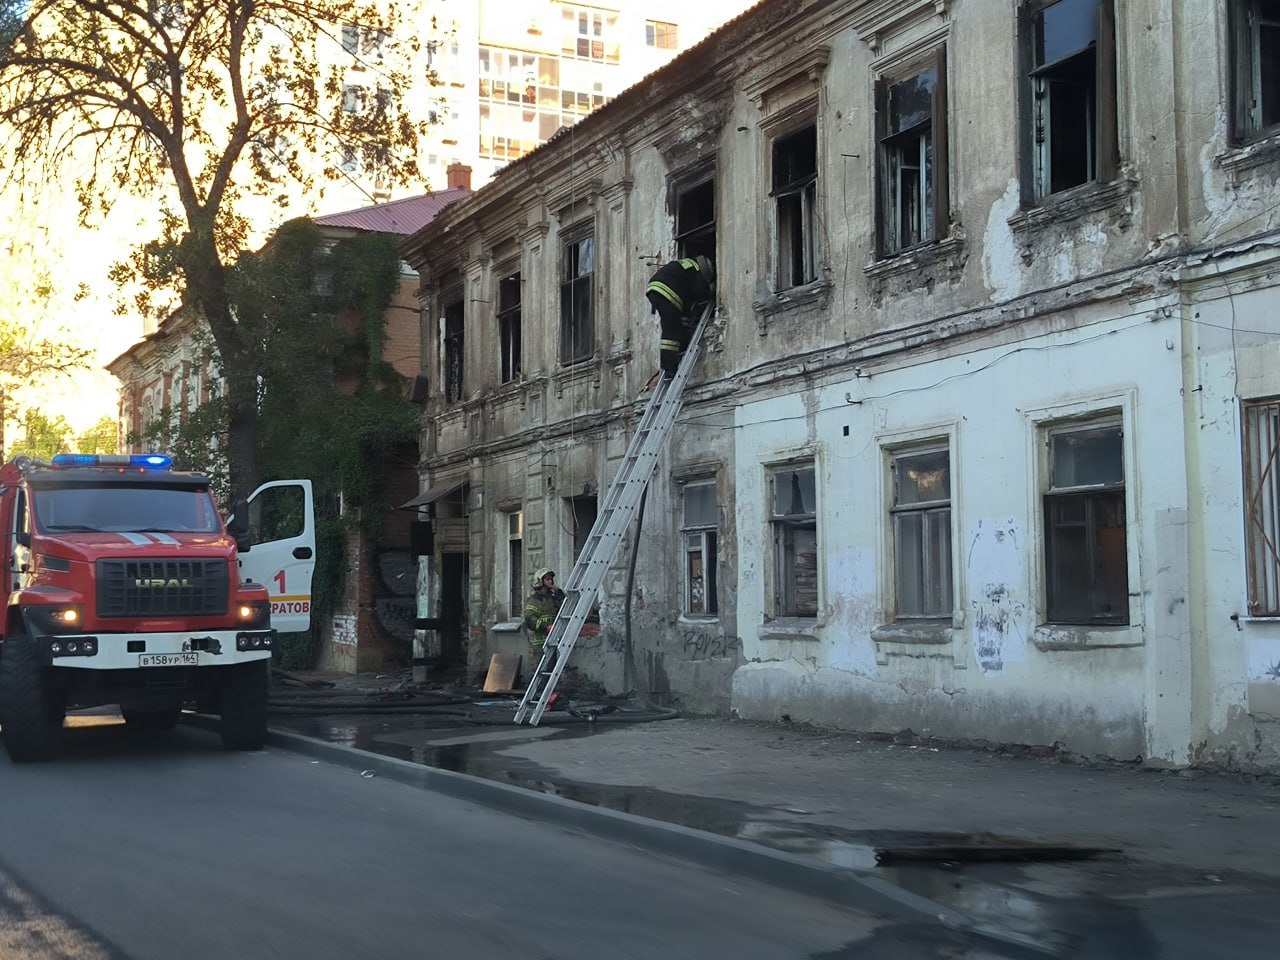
[139,653,198,667]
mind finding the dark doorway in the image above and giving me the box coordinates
[440,552,469,664]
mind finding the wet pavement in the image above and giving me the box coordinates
[262,693,1280,959]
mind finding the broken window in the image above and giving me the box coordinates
[567,494,597,564]
[770,462,819,618]
[682,480,719,616]
[1022,0,1118,200]
[771,124,818,290]
[891,446,953,618]
[443,295,464,404]
[675,175,716,262]
[497,271,522,384]
[559,232,594,364]
[876,48,949,256]
[1044,419,1128,624]
[506,510,524,618]
[1243,399,1280,615]
[1231,0,1280,141]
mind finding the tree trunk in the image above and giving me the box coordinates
[181,219,260,500]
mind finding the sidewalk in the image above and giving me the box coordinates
[262,681,1280,956]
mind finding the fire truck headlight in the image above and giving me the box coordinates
[236,600,271,629]
[26,605,85,635]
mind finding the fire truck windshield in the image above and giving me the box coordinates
[31,484,223,535]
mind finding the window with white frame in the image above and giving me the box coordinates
[506,510,524,618]
[770,462,818,617]
[561,4,620,63]
[890,446,953,618]
[876,48,949,256]
[646,20,678,50]
[682,480,718,616]
[1021,0,1118,200]
[559,231,594,364]
[1043,418,1128,624]
[1242,399,1280,615]
[771,124,818,290]
[497,271,522,384]
[1231,0,1280,142]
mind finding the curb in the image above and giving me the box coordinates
[186,715,1046,956]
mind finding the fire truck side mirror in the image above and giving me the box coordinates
[226,499,251,552]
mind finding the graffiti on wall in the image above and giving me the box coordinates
[967,518,1028,675]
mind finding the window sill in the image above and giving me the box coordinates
[864,233,967,292]
[491,620,524,633]
[871,622,953,645]
[1219,131,1280,177]
[752,278,832,319]
[1008,177,1137,238]
[759,618,821,641]
[1032,624,1143,651]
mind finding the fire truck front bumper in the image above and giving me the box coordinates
[32,630,276,669]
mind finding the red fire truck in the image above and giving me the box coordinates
[0,453,315,762]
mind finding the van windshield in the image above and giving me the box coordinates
[31,484,223,535]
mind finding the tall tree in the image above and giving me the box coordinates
[0,1,436,496]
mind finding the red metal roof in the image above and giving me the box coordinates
[313,187,469,236]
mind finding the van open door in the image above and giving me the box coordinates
[234,479,316,634]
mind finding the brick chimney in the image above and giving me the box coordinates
[446,163,472,191]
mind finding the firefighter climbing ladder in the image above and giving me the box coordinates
[514,302,715,726]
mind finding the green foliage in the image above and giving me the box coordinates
[136,222,418,671]
[9,408,71,460]
[75,415,119,454]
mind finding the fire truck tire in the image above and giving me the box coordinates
[121,704,182,731]
[220,661,268,751]
[0,640,62,762]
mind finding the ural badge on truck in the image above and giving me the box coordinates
[0,454,316,762]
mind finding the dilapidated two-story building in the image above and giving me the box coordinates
[400,0,1280,771]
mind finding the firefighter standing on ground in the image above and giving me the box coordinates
[524,567,566,663]
[646,255,715,377]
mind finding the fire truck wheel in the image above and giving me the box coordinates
[121,704,183,731]
[220,661,268,751]
[0,639,63,762]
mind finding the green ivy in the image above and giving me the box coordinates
[133,220,419,670]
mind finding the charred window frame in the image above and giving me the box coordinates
[1043,418,1129,625]
[770,462,819,618]
[1242,399,1280,615]
[442,295,464,404]
[506,510,524,619]
[1020,0,1118,202]
[1231,0,1280,142]
[875,47,949,257]
[559,231,595,364]
[890,446,953,619]
[497,271,522,384]
[681,480,719,617]
[771,124,818,290]
[567,494,597,563]
[674,173,716,261]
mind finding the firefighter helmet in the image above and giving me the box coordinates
[694,255,715,285]
[532,567,556,589]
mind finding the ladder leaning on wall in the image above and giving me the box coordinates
[514,301,715,726]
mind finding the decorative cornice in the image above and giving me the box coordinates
[743,46,831,111]
[847,0,952,55]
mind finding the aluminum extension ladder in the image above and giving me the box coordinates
[514,302,714,725]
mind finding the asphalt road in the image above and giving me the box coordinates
[0,716,923,960]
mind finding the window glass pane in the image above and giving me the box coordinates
[772,466,816,517]
[1052,425,1123,487]
[894,512,924,615]
[686,534,705,615]
[889,67,936,134]
[924,508,954,614]
[684,483,716,526]
[1035,0,1100,66]
[896,450,950,505]
[783,523,819,616]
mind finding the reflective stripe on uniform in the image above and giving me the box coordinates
[659,339,681,351]
[647,280,683,310]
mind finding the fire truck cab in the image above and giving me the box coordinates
[0,454,315,762]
